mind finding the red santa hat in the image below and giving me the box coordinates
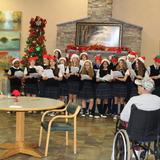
[101,58,110,65]
[83,60,93,68]
[109,54,118,63]
[59,57,66,63]
[53,49,62,56]
[80,52,88,58]
[127,51,138,58]
[118,56,127,62]
[12,58,20,64]
[138,56,145,63]
[154,54,160,63]
[43,54,49,59]
[70,54,79,61]
[28,57,38,62]
[48,55,56,61]
[94,54,102,62]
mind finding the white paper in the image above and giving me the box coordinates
[29,73,40,78]
[111,71,123,78]
[102,74,113,81]
[58,64,65,73]
[71,67,79,73]
[81,74,91,80]
[14,71,24,78]
[35,66,44,74]
[9,105,22,108]
[42,69,54,78]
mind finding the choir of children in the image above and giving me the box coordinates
[7,49,160,119]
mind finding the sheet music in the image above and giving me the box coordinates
[14,71,24,78]
[29,73,40,78]
[71,66,79,73]
[58,64,65,73]
[42,69,54,78]
[111,70,123,78]
[102,74,113,81]
[81,74,91,80]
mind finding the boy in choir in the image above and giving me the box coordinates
[67,54,80,102]
[146,54,160,96]
[96,58,112,118]
[112,57,130,120]
[58,57,69,102]
[7,58,23,93]
[24,57,39,97]
[79,60,95,117]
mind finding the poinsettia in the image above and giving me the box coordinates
[12,90,21,97]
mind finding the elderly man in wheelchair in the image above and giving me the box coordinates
[112,77,160,160]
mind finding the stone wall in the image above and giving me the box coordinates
[56,0,142,54]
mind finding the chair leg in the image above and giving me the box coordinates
[38,127,43,147]
[66,131,69,146]
[73,119,77,154]
[45,130,51,157]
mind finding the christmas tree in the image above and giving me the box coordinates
[22,16,47,66]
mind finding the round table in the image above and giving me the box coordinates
[0,96,65,159]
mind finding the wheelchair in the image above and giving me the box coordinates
[112,104,160,160]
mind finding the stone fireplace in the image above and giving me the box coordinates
[56,0,142,53]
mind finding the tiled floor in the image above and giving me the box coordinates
[0,112,116,160]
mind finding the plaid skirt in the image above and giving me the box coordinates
[24,83,39,95]
[112,81,127,97]
[152,86,160,97]
[79,81,95,99]
[130,82,138,98]
[59,81,68,96]
[44,86,60,99]
[96,82,112,99]
[67,80,80,95]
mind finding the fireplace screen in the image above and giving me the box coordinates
[75,22,122,47]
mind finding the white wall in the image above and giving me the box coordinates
[0,0,88,55]
[112,0,160,65]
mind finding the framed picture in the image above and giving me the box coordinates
[75,22,122,47]
[0,11,22,31]
[0,31,20,50]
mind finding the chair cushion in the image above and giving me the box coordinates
[41,121,74,132]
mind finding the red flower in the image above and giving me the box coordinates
[12,90,21,97]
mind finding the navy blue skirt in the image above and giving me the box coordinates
[24,83,39,95]
[79,80,95,99]
[59,81,68,96]
[44,86,60,99]
[112,81,127,97]
[96,82,112,99]
[130,82,138,98]
[67,80,80,95]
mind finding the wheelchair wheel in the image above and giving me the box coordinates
[112,129,130,160]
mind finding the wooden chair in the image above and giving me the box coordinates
[38,102,81,157]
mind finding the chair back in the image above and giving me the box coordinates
[127,104,160,142]
[66,102,80,115]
